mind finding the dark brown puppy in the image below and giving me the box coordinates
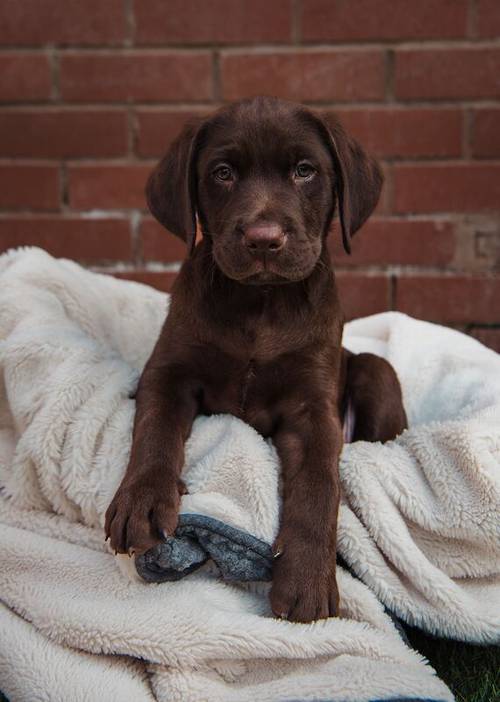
[105,96,407,623]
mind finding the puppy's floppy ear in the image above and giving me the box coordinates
[313,113,383,254]
[145,118,204,255]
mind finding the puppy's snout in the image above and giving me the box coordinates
[243,223,286,254]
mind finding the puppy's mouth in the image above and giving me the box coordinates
[212,240,319,285]
[222,258,305,285]
[241,269,294,285]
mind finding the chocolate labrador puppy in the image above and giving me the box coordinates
[105,96,407,623]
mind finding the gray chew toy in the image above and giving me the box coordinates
[135,513,274,583]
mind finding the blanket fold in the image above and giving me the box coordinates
[1,247,499,702]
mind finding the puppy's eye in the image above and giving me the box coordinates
[212,164,234,182]
[294,161,316,181]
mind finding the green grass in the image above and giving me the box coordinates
[404,627,500,702]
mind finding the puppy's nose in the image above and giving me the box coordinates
[244,223,286,253]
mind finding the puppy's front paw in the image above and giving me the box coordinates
[270,541,339,623]
[104,478,184,555]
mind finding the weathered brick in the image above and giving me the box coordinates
[471,109,500,158]
[333,108,462,158]
[393,164,500,213]
[0,53,52,102]
[140,218,187,262]
[135,0,291,44]
[476,0,500,38]
[68,164,152,209]
[112,270,178,293]
[60,52,213,102]
[135,108,211,158]
[395,274,500,324]
[330,219,455,266]
[302,0,468,41]
[394,48,500,101]
[0,0,126,46]
[0,0,497,334]
[336,272,390,320]
[221,50,385,102]
[0,109,128,158]
[0,217,132,261]
[0,164,60,210]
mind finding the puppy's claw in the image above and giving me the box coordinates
[177,478,189,496]
[272,544,284,559]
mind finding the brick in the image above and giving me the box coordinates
[140,218,187,262]
[135,0,291,44]
[329,218,455,266]
[302,0,468,41]
[0,164,59,210]
[0,0,126,46]
[336,273,390,320]
[0,53,52,102]
[0,109,128,158]
[135,108,211,158]
[0,217,132,262]
[332,108,462,159]
[476,0,500,38]
[394,164,500,214]
[395,275,500,324]
[112,270,178,293]
[394,48,500,101]
[475,228,500,268]
[221,50,385,102]
[60,52,213,103]
[68,164,152,210]
[469,327,500,353]
[471,109,500,158]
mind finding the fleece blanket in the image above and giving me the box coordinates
[0,248,499,702]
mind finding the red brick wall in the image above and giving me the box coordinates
[0,1,499,350]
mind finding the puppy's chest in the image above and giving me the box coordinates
[199,355,278,437]
[196,309,332,436]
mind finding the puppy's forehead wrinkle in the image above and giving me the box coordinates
[200,108,330,174]
[204,138,301,172]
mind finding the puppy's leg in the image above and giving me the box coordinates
[270,406,342,623]
[342,350,407,443]
[105,361,198,556]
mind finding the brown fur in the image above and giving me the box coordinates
[105,97,407,623]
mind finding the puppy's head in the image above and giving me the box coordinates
[147,96,382,285]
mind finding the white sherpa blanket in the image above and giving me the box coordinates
[0,247,499,702]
